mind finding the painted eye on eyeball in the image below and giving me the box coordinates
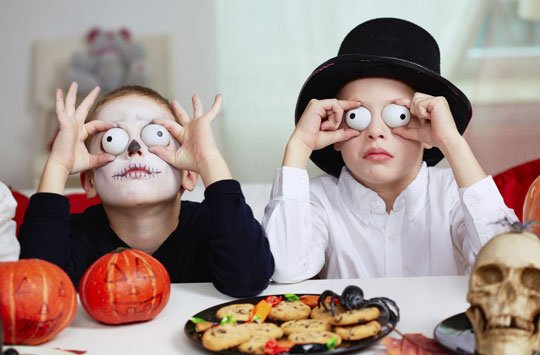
[101,128,129,155]
[382,104,411,128]
[141,124,170,147]
[345,107,371,131]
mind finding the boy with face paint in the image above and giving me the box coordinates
[19,83,274,297]
[263,18,517,283]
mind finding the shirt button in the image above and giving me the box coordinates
[371,200,380,209]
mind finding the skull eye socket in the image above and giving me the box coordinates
[475,264,504,286]
[521,267,540,292]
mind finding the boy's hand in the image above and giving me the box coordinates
[49,82,116,175]
[150,94,231,187]
[284,99,360,169]
[392,93,461,150]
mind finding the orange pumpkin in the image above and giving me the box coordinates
[0,259,77,345]
[79,247,170,325]
[523,175,540,236]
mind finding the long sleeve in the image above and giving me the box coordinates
[204,180,275,297]
[262,167,328,283]
[0,182,20,261]
[450,175,518,274]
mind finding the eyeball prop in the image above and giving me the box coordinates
[345,107,371,131]
[102,128,129,155]
[382,104,411,128]
[141,124,171,147]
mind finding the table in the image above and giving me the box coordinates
[39,276,469,354]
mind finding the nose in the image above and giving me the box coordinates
[127,139,143,157]
[365,115,389,141]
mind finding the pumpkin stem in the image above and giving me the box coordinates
[113,247,131,253]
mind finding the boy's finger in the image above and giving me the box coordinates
[337,99,362,111]
[148,146,175,165]
[392,126,419,141]
[153,118,184,140]
[88,153,116,169]
[192,95,203,118]
[394,98,411,108]
[55,89,66,117]
[85,120,116,136]
[65,82,78,116]
[77,86,101,121]
[206,94,222,120]
[172,100,191,126]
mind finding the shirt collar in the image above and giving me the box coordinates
[337,162,429,223]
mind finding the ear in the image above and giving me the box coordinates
[81,171,98,199]
[180,170,198,192]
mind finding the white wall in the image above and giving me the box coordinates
[0,0,218,189]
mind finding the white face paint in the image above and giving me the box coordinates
[88,95,181,207]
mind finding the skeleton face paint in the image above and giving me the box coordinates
[466,231,540,355]
[88,95,181,206]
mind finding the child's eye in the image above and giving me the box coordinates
[345,107,371,131]
[141,124,170,147]
[101,128,129,155]
[382,104,411,128]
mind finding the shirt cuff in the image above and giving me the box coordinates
[458,175,507,220]
[26,193,70,220]
[204,179,242,201]
[271,167,310,201]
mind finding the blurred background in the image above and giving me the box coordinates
[1,0,540,190]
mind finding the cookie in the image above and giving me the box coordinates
[334,320,381,340]
[239,322,284,339]
[202,324,252,351]
[268,301,311,321]
[215,303,254,322]
[237,334,272,355]
[281,319,331,335]
[310,304,346,320]
[331,306,380,326]
[287,330,342,346]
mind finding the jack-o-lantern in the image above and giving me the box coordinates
[0,259,77,345]
[79,247,170,325]
[466,229,540,355]
[524,175,540,236]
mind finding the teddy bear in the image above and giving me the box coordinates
[65,27,149,94]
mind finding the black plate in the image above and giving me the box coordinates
[184,294,398,354]
[433,312,474,355]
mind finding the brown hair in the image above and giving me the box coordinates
[87,85,176,122]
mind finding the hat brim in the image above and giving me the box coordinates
[295,55,472,177]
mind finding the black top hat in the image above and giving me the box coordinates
[295,18,472,177]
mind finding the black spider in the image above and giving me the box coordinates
[317,285,400,324]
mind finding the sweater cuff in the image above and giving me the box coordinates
[26,193,70,220]
[204,179,242,201]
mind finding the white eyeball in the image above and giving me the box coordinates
[382,104,411,128]
[345,107,371,131]
[101,128,129,155]
[141,124,170,147]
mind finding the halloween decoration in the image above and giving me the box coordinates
[0,259,77,345]
[523,175,540,236]
[318,285,400,323]
[79,247,170,325]
[466,229,540,355]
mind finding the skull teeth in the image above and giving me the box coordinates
[487,315,534,332]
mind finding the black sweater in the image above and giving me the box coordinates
[19,180,274,298]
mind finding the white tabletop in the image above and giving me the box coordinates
[37,276,469,354]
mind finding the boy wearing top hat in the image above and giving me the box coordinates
[263,18,517,283]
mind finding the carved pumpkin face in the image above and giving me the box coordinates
[524,175,540,236]
[0,259,77,345]
[79,248,170,325]
[466,231,540,355]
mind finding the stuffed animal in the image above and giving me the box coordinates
[65,27,149,94]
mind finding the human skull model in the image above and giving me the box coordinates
[466,231,540,354]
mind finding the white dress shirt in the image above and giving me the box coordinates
[263,163,517,283]
[0,181,20,261]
